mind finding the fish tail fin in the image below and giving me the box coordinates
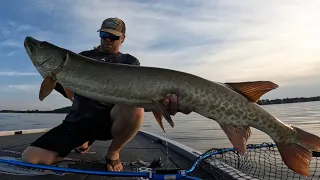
[275,126,320,177]
[220,124,252,155]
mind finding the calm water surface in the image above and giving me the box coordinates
[1,101,319,153]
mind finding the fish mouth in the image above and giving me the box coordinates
[24,36,45,67]
[24,36,39,56]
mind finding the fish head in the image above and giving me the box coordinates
[24,36,71,101]
[24,36,67,76]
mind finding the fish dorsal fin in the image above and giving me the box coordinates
[225,81,278,102]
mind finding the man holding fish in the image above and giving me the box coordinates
[21,17,192,172]
[22,15,320,177]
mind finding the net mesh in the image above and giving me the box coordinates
[196,142,320,180]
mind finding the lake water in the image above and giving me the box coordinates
[0,101,320,153]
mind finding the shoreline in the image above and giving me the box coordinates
[1,96,319,114]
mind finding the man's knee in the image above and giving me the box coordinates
[110,105,144,135]
[111,105,144,123]
[21,146,61,165]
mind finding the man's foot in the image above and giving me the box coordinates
[105,152,123,172]
[105,158,123,171]
[74,141,91,154]
[74,146,91,154]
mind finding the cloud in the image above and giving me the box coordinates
[8,21,35,32]
[6,51,16,57]
[0,22,34,49]
[3,84,58,96]
[257,72,320,99]
[1,83,65,98]
[26,1,320,93]
[0,19,65,52]
[0,40,21,48]
[2,0,319,111]
[6,84,39,92]
[0,83,71,110]
[28,0,218,53]
[0,27,10,38]
[0,94,71,111]
[0,71,38,76]
[29,1,320,62]
[0,84,39,95]
[1,83,65,99]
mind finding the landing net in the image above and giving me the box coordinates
[193,142,320,180]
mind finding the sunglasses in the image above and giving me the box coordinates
[99,31,120,41]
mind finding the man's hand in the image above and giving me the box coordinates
[162,93,193,115]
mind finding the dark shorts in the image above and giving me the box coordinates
[30,117,114,157]
[30,93,116,157]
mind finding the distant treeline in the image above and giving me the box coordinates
[0,106,150,114]
[258,96,320,105]
[1,96,320,114]
[0,106,71,114]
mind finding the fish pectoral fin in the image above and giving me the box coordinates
[152,110,165,132]
[39,76,57,101]
[63,87,74,101]
[152,100,175,128]
[225,81,279,102]
[220,124,252,155]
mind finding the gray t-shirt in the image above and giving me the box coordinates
[58,49,140,123]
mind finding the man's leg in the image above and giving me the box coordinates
[22,146,63,165]
[21,121,91,165]
[106,104,144,171]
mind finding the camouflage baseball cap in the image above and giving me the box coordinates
[97,17,126,36]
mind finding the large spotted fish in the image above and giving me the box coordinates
[24,36,320,177]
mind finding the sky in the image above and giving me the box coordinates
[0,0,320,110]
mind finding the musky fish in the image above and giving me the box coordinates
[24,36,320,177]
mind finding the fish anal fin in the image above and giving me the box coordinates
[225,81,278,102]
[152,110,165,132]
[63,87,74,101]
[220,124,252,155]
[152,100,174,128]
[39,76,57,101]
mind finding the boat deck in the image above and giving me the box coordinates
[0,130,235,180]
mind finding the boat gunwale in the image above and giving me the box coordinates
[0,128,257,179]
[0,128,50,136]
